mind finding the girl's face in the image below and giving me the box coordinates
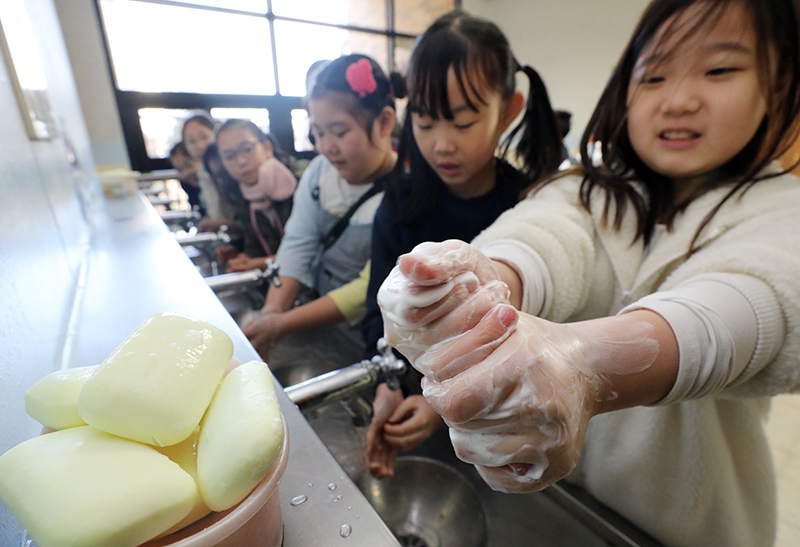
[183,121,215,161]
[170,152,200,186]
[411,68,523,199]
[217,126,272,185]
[626,3,766,185]
[309,93,395,186]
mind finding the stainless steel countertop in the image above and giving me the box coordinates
[72,193,400,547]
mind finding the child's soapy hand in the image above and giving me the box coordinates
[378,240,509,364]
[365,383,403,478]
[381,395,444,451]
[378,240,661,493]
[416,306,658,493]
[365,385,444,479]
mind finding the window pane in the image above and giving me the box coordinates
[99,0,275,94]
[272,0,386,29]
[139,108,208,159]
[159,0,267,13]
[394,0,453,35]
[209,108,270,134]
[393,36,415,74]
[274,20,388,97]
[292,109,314,152]
[272,0,348,25]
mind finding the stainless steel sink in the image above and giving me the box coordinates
[200,244,665,547]
[356,456,487,547]
[303,402,665,547]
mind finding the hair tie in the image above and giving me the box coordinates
[346,58,377,98]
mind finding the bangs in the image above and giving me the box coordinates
[636,1,738,70]
[407,32,491,120]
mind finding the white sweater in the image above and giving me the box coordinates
[472,169,800,547]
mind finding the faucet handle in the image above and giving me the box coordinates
[216,225,232,244]
[373,337,406,391]
[263,258,282,288]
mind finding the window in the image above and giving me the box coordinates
[139,108,205,159]
[291,109,313,153]
[96,0,457,171]
[101,2,275,95]
[273,21,390,97]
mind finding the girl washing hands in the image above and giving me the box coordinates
[378,1,800,546]
[363,10,564,478]
[244,54,399,362]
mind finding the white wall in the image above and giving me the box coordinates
[52,0,130,168]
[0,0,99,543]
[464,0,649,152]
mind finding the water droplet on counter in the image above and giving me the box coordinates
[347,506,352,510]
[339,524,352,538]
[327,482,337,491]
[290,495,308,506]
[308,482,313,488]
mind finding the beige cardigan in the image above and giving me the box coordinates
[472,169,800,547]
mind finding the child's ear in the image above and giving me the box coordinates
[376,106,397,138]
[501,91,525,132]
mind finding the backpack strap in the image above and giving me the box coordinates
[321,180,383,251]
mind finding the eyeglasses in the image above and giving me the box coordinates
[220,141,260,162]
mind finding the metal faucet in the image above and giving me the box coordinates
[175,226,231,247]
[205,258,281,293]
[284,338,407,417]
[160,209,201,228]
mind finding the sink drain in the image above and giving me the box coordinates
[396,533,429,547]
[393,523,438,547]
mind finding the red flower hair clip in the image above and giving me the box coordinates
[346,58,377,98]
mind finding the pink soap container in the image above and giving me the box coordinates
[143,420,290,547]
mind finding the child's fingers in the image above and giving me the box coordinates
[416,303,518,383]
[398,240,499,286]
[395,280,473,328]
[407,282,511,376]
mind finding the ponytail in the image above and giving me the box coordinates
[501,64,563,186]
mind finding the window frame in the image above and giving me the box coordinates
[94,0,458,172]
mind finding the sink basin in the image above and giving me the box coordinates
[356,456,487,547]
[304,401,664,547]
[264,323,367,388]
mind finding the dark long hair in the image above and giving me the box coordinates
[181,114,215,139]
[577,0,800,249]
[395,10,563,223]
[309,54,406,141]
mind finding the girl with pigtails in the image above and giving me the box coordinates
[363,10,564,479]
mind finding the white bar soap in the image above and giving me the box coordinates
[198,361,285,511]
[153,426,212,538]
[78,312,233,447]
[0,426,197,547]
[25,365,99,430]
